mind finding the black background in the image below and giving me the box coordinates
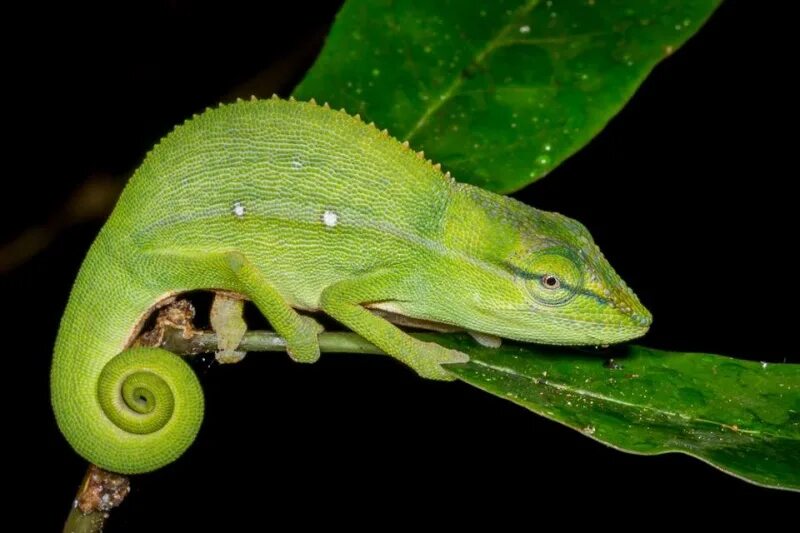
[7,0,798,529]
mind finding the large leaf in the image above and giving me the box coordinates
[295,0,721,192]
[434,334,800,491]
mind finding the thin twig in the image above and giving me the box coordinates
[163,328,387,357]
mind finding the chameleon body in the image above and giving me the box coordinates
[51,97,651,474]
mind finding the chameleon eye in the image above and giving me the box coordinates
[541,275,560,289]
[522,248,583,307]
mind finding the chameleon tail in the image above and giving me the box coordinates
[51,232,205,474]
[92,347,204,473]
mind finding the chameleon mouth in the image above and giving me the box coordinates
[538,313,651,344]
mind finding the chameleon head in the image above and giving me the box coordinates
[499,234,652,345]
[447,191,652,345]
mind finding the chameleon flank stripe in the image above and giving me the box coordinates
[51,96,651,474]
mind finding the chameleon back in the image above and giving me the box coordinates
[117,100,450,244]
[107,98,457,306]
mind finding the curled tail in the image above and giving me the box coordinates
[50,233,204,474]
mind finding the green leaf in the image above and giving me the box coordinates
[295,0,721,192]
[436,335,800,491]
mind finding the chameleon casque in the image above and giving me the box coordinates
[51,97,652,474]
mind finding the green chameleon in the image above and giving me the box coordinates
[51,96,651,475]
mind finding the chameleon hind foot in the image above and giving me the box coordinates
[285,315,324,363]
[223,251,323,364]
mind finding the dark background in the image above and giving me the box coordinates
[7,0,798,529]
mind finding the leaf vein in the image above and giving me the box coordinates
[402,0,542,141]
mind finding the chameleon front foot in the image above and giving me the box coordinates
[404,343,469,381]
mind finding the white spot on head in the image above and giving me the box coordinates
[232,201,245,218]
[291,160,303,169]
[322,210,338,227]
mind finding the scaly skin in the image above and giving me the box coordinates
[51,97,651,474]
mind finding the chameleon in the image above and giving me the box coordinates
[51,96,652,475]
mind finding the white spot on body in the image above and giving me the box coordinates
[232,201,245,218]
[291,160,303,169]
[322,210,339,227]
[519,25,531,34]
[761,361,768,369]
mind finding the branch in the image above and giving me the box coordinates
[63,466,130,533]
[162,328,387,357]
